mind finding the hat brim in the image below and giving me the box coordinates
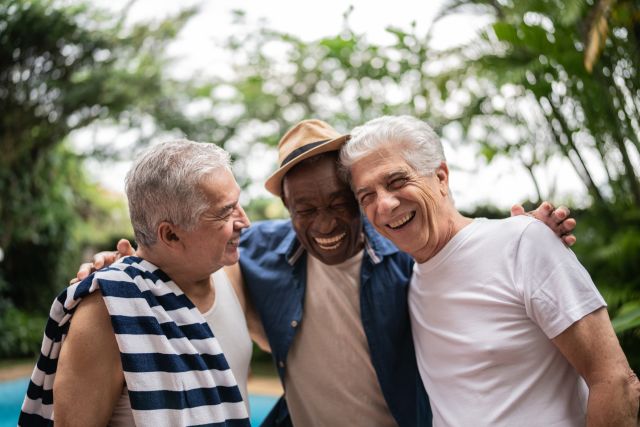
[264,134,349,197]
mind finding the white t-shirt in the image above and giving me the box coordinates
[110,269,252,426]
[409,216,606,427]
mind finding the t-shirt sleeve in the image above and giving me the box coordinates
[514,220,606,339]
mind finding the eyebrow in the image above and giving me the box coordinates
[387,171,408,181]
[355,185,371,198]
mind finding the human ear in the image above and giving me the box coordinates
[435,162,449,194]
[157,222,181,248]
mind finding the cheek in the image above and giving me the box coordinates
[413,185,439,232]
[361,206,377,225]
[291,218,312,240]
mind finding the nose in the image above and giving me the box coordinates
[234,204,251,229]
[316,209,337,234]
[376,190,399,217]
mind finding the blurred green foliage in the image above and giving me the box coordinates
[0,0,638,370]
[0,301,45,358]
[0,0,196,357]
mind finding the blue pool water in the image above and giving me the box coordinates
[0,377,276,426]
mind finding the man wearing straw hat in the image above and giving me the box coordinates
[76,119,575,427]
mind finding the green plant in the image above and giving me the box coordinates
[0,302,46,358]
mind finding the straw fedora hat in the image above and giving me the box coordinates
[264,119,349,197]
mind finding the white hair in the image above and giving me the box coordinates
[339,115,446,180]
[125,139,231,247]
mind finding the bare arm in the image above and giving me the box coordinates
[552,307,640,426]
[224,263,271,353]
[53,291,124,426]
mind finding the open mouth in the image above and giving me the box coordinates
[314,232,346,250]
[386,211,416,230]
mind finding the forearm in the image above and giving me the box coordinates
[248,309,271,353]
[586,372,640,427]
[552,308,640,426]
[224,263,272,352]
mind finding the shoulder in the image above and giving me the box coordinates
[468,216,542,249]
[240,219,293,247]
[73,290,107,317]
[514,215,567,253]
[487,215,537,235]
[472,216,567,268]
[67,290,113,344]
[239,220,297,266]
[242,219,292,238]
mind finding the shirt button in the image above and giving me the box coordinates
[290,320,298,328]
[279,360,285,368]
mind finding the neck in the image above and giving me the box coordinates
[136,245,215,312]
[414,208,472,264]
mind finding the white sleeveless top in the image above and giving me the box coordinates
[109,269,253,426]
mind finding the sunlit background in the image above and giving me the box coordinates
[1,1,639,422]
[79,0,593,210]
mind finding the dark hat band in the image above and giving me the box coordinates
[280,139,330,167]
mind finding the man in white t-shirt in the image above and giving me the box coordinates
[340,115,640,427]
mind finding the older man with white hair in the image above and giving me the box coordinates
[20,140,252,427]
[340,115,640,427]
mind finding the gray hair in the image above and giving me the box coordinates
[339,115,446,180]
[125,139,231,247]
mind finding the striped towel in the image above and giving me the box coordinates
[19,256,250,427]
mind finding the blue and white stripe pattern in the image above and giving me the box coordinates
[19,256,250,427]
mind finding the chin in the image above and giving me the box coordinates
[222,251,240,266]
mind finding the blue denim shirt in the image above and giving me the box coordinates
[239,219,431,427]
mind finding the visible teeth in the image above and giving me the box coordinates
[315,233,346,245]
[388,212,414,229]
[315,232,346,250]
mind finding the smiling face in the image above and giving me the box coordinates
[350,147,453,262]
[178,168,251,277]
[283,153,363,265]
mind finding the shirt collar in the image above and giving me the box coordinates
[362,217,400,263]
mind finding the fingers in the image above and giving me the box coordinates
[551,205,570,224]
[116,239,135,256]
[93,254,105,270]
[562,234,577,247]
[75,262,95,282]
[529,201,554,221]
[559,217,576,234]
[510,204,526,217]
[539,201,554,217]
[551,206,576,247]
[70,240,134,286]
[530,201,555,224]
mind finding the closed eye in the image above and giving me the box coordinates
[359,193,374,207]
[388,177,408,190]
[296,208,316,216]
